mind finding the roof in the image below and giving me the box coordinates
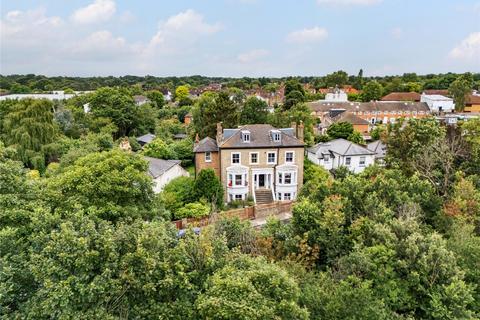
[381,92,421,102]
[421,94,453,101]
[308,138,375,157]
[145,157,181,179]
[219,124,304,149]
[173,133,188,139]
[332,112,370,125]
[367,140,387,158]
[133,95,148,103]
[137,133,156,144]
[466,94,480,105]
[423,89,449,96]
[193,137,218,153]
[308,101,430,113]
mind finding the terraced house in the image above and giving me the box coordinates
[194,123,305,204]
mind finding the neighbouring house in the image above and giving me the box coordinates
[381,92,421,102]
[465,94,480,113]
[307,138,375,173]
[83,103,91,113]
[423,89,449,96]
[145,157,189,193]
[317,110,370,136]
[308,101,430,125]
[324,87,349,102]
[367,140,387,166]
[193,123,305,204]
[184,112,193,125]
[133,95,149,106]
[420,93,455,113]
[137,133,156,147]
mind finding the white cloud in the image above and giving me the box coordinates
[449,32,480,60]
[391,27,403,39]
[237,49,269,63]
[71,0,116,24]
[148,9,221,51]
[286,27,328,44]
[69,30,135,60]
[317,0,382,6]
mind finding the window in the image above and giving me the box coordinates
[278,173,283,184]
[242,131,250,143]
[235,194,243,200]
[359,156,366,167]
[285,151,294,163]
[345,157,351,166]
[235,174,242,186]
[232,152,240,164]
[205,151,211,162]
[284,193,291,200]
[277,193,282,200]
[267,152,276,164]
[271,130,281,142]
[250,152,258,164]
[284,173,292,184]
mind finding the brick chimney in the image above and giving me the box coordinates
[195,133,200,143]
[297,121,304,142]
[216,122,223,144]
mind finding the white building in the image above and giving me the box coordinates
[307,138,375,173]
[367,140,387,166]
[324,88,348,102]
[0,90,87,101]
[145,157,189,193]
[420,93,454,113]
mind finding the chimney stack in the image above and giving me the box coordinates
[298,121,304,142]
[216,122,223,143]
[195,133,200,143]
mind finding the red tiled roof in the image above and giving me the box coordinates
[466,94,480,105]
[381,92,421,102]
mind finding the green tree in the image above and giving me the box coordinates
[347,130,364,144]
[46,149,154,221]
[196,255,309,320]
[361,81,384,102]
[1,99,59,170]
[146,90,165,108]
[194,169,223,210]
[240,96,269,124]
[160,176,197,215]
[175,202,210,219]
[327,121,354,139]
[175,85,190,101]
[324,70,349,88]
[143,137,176,159]
[449,74,473,112]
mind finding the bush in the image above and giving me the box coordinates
[175,202,210,220]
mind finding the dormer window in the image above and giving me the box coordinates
[241,130,250,143]
[271,130,281,142]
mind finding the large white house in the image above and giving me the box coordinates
[145,157,189,193]
[420,93,454,113]
[0,90,89,101]
[307,138,375,173]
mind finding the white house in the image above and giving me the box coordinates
[0,90,89,101]
[307,138,375,173]
[367,140,387,166]
[324,88,348,102]
[145,157,189,193]
[420,93,454,113]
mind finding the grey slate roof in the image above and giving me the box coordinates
[367,140,387,158]
[145,157,181,178]
[308,139,375,158]
[193,137,218,153]
[137,133,156,144]
[219,124,304,149]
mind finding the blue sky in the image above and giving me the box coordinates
[1,0,479,77]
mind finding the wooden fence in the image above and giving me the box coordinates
[172,201,292,229]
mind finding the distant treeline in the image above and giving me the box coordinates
[1,71,479,93]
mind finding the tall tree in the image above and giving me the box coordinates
[361,81,384,102]
[449,74,473,112]
[240,96,269,124]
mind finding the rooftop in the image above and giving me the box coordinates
[145,157,181,179]
[381,92,421,102]
[308,138,375,157]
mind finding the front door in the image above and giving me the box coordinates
[258,174,265,188]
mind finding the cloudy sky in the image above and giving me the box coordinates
[1,0,479,77]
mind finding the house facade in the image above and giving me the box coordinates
[145,157,190,193]
[194,123,304,204]
[465,94,480,113]
[420,94,455,113]
[307,138,375,173]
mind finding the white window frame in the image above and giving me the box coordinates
[205,151,212,162]
[267,151,277,164]
[249,152,259,165]
[283,193,291,200]
[242,132,250,143]
[285,151,294,163]
[235,194,243,200]
[359,156,366,167]
[231,152,241,165]
[345,157,351,166]
[271,130,281,142]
